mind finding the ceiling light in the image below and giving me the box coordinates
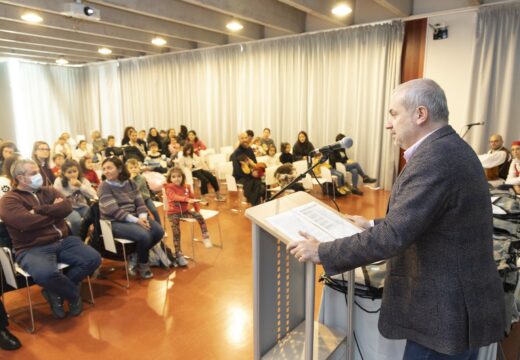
[226,20,243,31]
[331,3,352,17]
[151,37,167,46]
[21,12,43,23]
[98,47,112,55]
[55,57,69,65]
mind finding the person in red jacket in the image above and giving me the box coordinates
[79,156,100,189]
[163,167,212,267]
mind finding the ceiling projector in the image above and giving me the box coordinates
[62,2,101,20]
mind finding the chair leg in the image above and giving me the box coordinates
[214,217,224,249]
[122,245,130,289]
[85,276,95,305]
[190,222,196,262]
[9,277,36,333]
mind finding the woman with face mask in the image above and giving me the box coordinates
[32,141,55,186]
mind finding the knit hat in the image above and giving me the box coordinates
[512,141,520,147]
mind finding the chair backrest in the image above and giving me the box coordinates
[265,166,279,187]
[220,146,234,160]
[226,175,238,192]
[207,154,226,172]
[293,160,308,176]
[320,166,333,183]
[217,161,234,180]
[256,156,268,164]
[99,220,117,254]
[200,148,215,157]
[302,174,314,190]
[0,247,18,289]
[335,162,347,177]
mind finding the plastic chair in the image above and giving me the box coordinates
[320,167,337,201]
[220,146,234,161]
[206,154,226,173]
[293,160,308,176]
[99,220,135,289]
[0,247,94,333]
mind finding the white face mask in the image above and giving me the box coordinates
[27,173,43,190]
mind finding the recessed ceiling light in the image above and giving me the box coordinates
[151,37,167,46]
[56,57,69,65]
[226,20,243,31]
[98,47,112,55]
[21,12,43,23]
[331,3,352,17]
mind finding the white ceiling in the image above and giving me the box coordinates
[0,0,488,65]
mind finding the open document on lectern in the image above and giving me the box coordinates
[265,202,362,243]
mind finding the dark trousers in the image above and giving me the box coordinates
[111,220,164,263]
[238,177,265,205]
[345,162,366,187]
[403,340,478,360]
[0,300,7,329]
[16,236,101,302]
[192,169,219,195]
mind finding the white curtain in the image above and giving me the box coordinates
[9,21,403,188]
[466,2,520,152]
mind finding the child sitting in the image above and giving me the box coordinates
[144,141,167,173]
[80,156,100,189]
[274,164,305,192]
[51,152,65,177]
[279,142,294,164]
[126,159,161,225]
[164,167,212,267]
[53,159,97,235]
[265,145,280,168]
[251,137,266,157]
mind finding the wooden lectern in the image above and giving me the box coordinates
[246,191,356,360]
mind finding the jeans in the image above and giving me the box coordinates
[192,169,219,195]
[330,169,346,187]
[66,206,89,236]
[144,198,161,225]
[111,220,164,263]
[16,236,101,302]
[345,162,366,188]
[403,341,478,360]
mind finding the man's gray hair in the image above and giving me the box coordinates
[394,78,449,123]
[11,159,36,179]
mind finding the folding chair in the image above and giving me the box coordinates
[320,166,337,201]
[99,220,135,289]
[0,247,94,333]
[220,146,234,161]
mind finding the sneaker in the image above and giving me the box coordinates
[69,295,83,317]
[202,236,213,248]
[351,187,364,196]
[215,194,226,202]
[0,328,21,351]
[138,263,154,279]
[176,254,188,267]
[41,289,66,319]
[362,176,377,184]
[199,197,209,206]
[127,253,138,276]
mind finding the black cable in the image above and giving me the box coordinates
[353,331,365,360]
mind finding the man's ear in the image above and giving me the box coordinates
[416,105,429,125]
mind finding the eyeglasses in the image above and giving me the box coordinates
[38,148,50,151]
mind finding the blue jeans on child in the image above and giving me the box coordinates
[111,220,164,263]
[403,340,478,360]
[16,236,101,301]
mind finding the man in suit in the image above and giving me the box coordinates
[288,78,505,359]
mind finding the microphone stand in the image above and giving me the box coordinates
[461,123,481,139]
[269,153,329,201]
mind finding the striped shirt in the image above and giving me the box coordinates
[98,180,147,222]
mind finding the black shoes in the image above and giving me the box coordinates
[41,289,66,319]
[138,263,154,279]
[68,295,83,317]
[362,176,377,184]
[0,328,21,351]
[351,187,364,196]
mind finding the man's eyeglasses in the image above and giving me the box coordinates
[38,148,50,151]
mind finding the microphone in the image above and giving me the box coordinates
[310,137,353,156]
[466,122,485,127]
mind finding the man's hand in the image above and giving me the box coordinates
[344,214,371,230]
[137,218,151,230]
[287,231,321,264]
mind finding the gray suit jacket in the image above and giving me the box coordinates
[319,125,505,355]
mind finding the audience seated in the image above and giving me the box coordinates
[104,135,123,158]
[52,135,72,159]
[73,140,93,161]
[0,155,20,249]
[231,133,266,205]
[187,130,207,156]
[274,164,305,192]
[0,159,101,319]
[54,159,98,236]
[0,141,17,175]
[126,159,161,225]
[260,128,275,153]
[177,125,189,145]
[51,152,65,177]
[164,167,213,267]
[80,156,100,189]
[91,130,107,156]
[292,131,314,161]
[329,133,376,195]
[124,129,147,162]
[251,137,266,157]
[32,141,55,186]
[505,140,520,194]
[98,157,163,279]
[146,127,162,147]
[265,145,280,168]
[478,134,512,180]
[279,142,294,164]
[162,129,181,159]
